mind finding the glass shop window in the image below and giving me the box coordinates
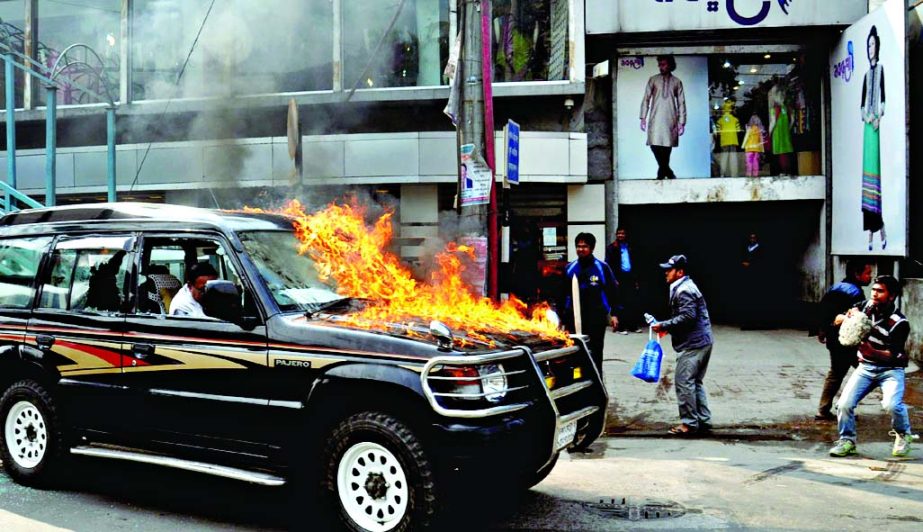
[35,0,121,106]
[132,0,333,100]
[0,0,29,109]
[615,52,822,180]
[492,0,569,82]
[343,0,451,89]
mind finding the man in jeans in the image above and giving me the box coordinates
[652,255,714,436]
[815,259,873,421]
[830,275,918,457]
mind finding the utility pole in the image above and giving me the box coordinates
[456,0,498,299]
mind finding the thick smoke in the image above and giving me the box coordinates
[129,0,335,186]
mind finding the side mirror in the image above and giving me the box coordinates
[202,280,256,328]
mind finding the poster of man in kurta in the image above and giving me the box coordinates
[640,55,687,180]
[617,56,711,180]
[830,0,907,256]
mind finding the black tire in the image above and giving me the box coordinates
[522,452,559,490]
[320,411,438,531]
[0,379,67,487]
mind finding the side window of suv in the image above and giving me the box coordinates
[139,236,250,320]
[0,237,52,308]
[38,236,133,314]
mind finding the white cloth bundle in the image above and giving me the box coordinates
[838,311,872,347]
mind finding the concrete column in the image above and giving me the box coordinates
[120,0,131,103]
[22,0,36,110]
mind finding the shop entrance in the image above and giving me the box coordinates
[618,200,823,327]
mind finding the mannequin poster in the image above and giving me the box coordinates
[617,55,711,180]
[830,0,907,256]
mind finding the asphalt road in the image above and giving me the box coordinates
[2,436,921,531]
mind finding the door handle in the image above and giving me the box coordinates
[132,344,155,359]
[35,335,55,350]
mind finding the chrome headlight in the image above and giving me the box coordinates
[479,364,508,403]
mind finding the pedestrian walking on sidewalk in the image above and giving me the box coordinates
[564,233,619,378]
[815,259,873,421]
[830,275,918,458]
[651,254,714,436]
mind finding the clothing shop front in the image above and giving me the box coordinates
[584,0,873,325]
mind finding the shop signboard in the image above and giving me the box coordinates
[587,0,868,35]
[830,0,907,257]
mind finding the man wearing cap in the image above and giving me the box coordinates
[651,254,714,436]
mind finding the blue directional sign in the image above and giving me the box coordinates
[506,120,520,185]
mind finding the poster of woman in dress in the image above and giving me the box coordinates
[830,0,906,257]
[860,26,886,251]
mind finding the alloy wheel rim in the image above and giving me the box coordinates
[4,401,48,469]
[336,441,409,532]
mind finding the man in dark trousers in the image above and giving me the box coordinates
[815,259,872,421]
[605,227,643,334]
[651,254,714,436]
[564,233,619,378]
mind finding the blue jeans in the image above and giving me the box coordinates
[837,363,911,442]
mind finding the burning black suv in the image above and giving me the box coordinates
[0,203,606,531]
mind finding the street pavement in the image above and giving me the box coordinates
[601,324,923,442]
[1,325,922,531]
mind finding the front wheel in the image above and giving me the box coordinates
[0,380,66,486]
[321,411,438,531]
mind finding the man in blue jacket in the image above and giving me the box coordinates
[652,254,714,436]
[564,233,619,378]
[815,259,872,421]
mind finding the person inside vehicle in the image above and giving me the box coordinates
[169,261,219,318]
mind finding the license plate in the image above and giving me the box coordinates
[556,420,577,450]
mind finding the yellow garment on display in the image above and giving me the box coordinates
[717,113,741,148]
[741,125,765,153]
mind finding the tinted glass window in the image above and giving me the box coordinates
[0,237,52,308]
[39,236,133,314]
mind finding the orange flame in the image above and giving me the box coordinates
[250,200,570,346]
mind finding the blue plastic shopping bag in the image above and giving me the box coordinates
[630,328,663,383]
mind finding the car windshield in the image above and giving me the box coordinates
[238,230,342,312]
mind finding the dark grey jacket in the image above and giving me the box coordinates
[661,276,713,351]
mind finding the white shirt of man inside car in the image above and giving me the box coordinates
[169,262,219,318]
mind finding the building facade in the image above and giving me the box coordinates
[1,1,921,341]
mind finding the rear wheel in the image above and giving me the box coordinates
[321,411,437,531]
[0,380,66,486]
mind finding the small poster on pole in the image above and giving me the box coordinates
[459,143,492,206]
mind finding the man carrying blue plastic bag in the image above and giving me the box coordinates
[631,327,664,383]
[651,255,714,437]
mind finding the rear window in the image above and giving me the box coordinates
[0,237,52,309]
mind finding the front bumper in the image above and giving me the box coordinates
[420,337,608,472]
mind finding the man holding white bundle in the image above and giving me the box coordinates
[830,275,918,458]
